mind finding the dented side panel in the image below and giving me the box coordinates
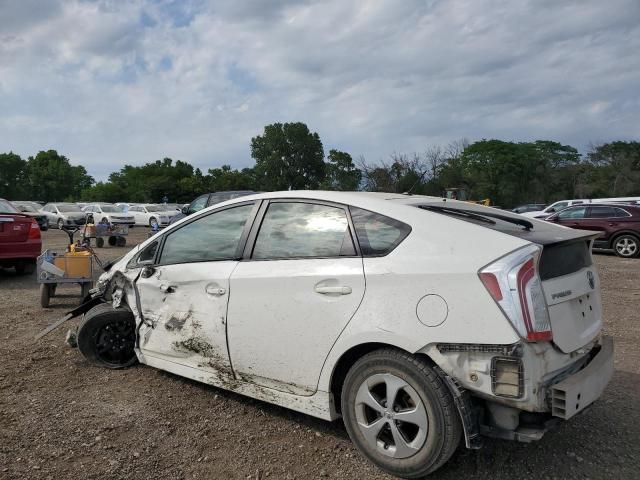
[135,261,238,380]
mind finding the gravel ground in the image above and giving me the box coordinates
[1,228,638,479]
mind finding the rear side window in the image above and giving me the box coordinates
[588,206,615,218]
[252,202,356,259]
[588,206,630,218]
[350,207,411,256]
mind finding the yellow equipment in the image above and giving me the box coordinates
[444,188,491,207]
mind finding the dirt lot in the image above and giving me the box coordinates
[1,228,639,480]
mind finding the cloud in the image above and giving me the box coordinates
[0,0,638,180]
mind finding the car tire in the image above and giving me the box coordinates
[77,303,137,369]
[612,234,639,258]
[107,236,117,247]
[149,217,158,228]
[40,284,52,308]
[101,217,109,225]
[341,349,461,479]
[57,218,64,229]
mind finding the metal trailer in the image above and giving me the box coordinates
[37,248,94,308]
[83,223,129,248]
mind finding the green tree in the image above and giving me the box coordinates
[460,140,543,207]
[251,122,325,190]
[207,165,256,191]
[81,181,127,203]
[586,141,640,196]
[25,150,94,202]
[0,152,27,199]
[322,150,361,190]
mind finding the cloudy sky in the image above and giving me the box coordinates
[1,0,639,180]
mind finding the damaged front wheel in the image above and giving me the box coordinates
[77,304,138,369]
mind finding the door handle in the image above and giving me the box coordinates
[314,285,352,295]
[206,285,226,296]
[159,284,177,293]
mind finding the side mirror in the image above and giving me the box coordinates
[546,208,556,213]
[141,265,156,278]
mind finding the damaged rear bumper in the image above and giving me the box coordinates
[549,335,614,419]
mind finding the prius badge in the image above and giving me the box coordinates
[587,270,595,290]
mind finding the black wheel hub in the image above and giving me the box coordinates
[94,320,135,365]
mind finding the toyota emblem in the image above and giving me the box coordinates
[587,270,595,289]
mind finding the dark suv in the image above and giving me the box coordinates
[546,203,640,258]
[169,191,256,224]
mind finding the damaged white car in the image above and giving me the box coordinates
[65,191,613,478]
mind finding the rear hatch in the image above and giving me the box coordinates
[539,240,601,352]
[0,214,31,243]
[416,202,602,352]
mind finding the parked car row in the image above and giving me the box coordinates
[517,196,640,219]
[117,204,177,227]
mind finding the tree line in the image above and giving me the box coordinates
[1,122,638,208]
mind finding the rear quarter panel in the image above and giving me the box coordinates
[317,206,526,392]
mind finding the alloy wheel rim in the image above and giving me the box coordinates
[616,238,637,256]
[354,373,428,459]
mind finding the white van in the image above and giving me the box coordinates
[521,199,590,218]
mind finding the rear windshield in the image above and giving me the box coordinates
[538,240,592,280]
[0,199,18,213]
[415,203,594,279]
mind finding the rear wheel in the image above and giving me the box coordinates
[613,234,639,258]
[341,349,461,478]
[77,304,137,369]
[40,284,53,307]
[57,218,64,229]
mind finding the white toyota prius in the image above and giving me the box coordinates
[68,191,613,478]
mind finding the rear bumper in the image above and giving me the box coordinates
[549,335,614,419]
[0,240,41,262]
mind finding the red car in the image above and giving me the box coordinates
[546,203,640,258]
[0,198,42,273]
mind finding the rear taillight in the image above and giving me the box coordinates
[479,244,552,342]
[28,220,41,240]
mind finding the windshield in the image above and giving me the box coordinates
[57,204,81,212]
[0,199,19,213]
[18,204,38,212]
[145,205,162,212]
[99,205,120,212]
